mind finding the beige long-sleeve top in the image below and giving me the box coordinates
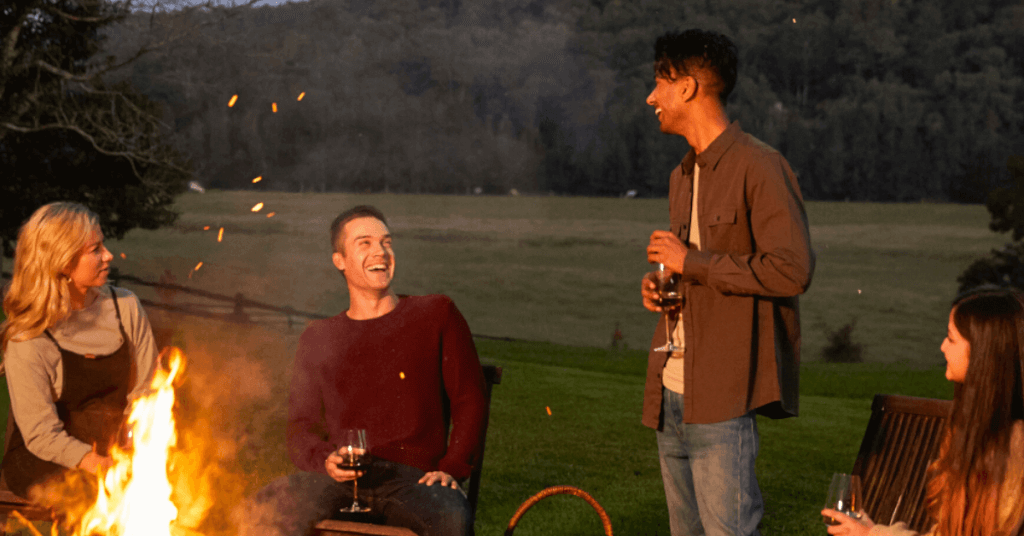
[3,286,158,468]
[869,421,1024,536]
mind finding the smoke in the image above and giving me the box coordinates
[165,318,297,536]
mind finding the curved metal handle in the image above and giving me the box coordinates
[504,485,613,536]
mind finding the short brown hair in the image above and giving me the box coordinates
[330,205,389,254]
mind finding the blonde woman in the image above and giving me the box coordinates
[0,202,158,499]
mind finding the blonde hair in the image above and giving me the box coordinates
[1,202,101,355]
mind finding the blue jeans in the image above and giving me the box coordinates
[657,388,763,536]
[237,460,472,536]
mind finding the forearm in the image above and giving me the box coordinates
[438,301,488,480]
[5,353,91,468]
[869,522,922,536]
[286,420,333,474]
[682,156,814,297]
[683,244,813,297]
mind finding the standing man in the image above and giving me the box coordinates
[640,29,814,536]
[242,205,488,536]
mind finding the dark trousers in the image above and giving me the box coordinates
[238,460,472,536]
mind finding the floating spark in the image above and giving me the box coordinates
[251,203,264,212]
[297,92,306,101]
[218,227,224,242]
[546,406,552,416]
[266,212,276,218]
[252,176,262,184]
[272,102,278,113]
[228,94,238,107]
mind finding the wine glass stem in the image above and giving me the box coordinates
[665,310,673,349]
[353,477,360,506]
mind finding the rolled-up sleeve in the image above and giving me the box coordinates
[4,342,91,468]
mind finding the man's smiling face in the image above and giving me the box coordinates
[645,67,690,136]
[332,216,395,293]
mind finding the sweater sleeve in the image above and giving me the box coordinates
[118,289,159,404]
[869,522,926,536]
[4,340,92,468]
[286,327,334,474]
[435,300,488,480]
[682,152,814,298]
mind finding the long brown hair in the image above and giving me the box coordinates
[926,288,1024,535]
[1,202,101,355]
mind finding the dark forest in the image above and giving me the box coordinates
[105,0,1024,201]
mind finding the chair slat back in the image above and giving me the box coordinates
[852,394,951,533]
[466,364,502,514]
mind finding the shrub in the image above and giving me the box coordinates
[821,320,863,363]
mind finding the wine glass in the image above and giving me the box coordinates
[650,263,682,352]
[337,429,371,513]
[824,473,862,525]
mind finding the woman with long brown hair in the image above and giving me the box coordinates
[823,287,1024,536]
[0,202,158,499]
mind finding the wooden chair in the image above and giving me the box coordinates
[315,364,503,536]
[851,394,952,533]
[0,488,51,535]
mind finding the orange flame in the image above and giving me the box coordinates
[228,94,238,107]
[203,225,210,231]
[120,253,127,259]
[252,176,262,184]
[271,102,278,113]
[67,349,185,536]
[266,212,276,218]
[251,203,264,212]
[217,227,224,242]
[297,92,305,101]
[546,406,552,416]
[399,372,405,379]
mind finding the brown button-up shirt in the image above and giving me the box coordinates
[642,121,815,427]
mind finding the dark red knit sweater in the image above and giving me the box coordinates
[287,295,487,480]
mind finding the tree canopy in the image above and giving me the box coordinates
[96,0,1023,201]
[1,0,191,257]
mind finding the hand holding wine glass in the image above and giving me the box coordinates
[822,473,872,535]
[336,428,371,513]
[649,263,682,352]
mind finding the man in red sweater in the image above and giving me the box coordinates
[241,205,488,536]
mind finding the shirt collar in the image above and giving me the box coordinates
[681,120,742,174]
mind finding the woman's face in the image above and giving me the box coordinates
[940,308,970,383]
[65,227,113,295]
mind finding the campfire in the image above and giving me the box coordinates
[70,348,183,536]
[16,349,211,536]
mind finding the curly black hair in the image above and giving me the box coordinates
[654,29,738,105]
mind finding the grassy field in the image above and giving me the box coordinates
[110,192,1005,364]
[0,194,1000,534]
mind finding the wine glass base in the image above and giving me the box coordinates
[339,504,371,513]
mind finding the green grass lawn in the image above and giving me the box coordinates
[0,196,987,534]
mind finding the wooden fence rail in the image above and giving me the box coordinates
[1,269,515,341]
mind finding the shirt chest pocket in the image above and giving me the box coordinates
[706,209,737,228]
[704,208,750,250]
